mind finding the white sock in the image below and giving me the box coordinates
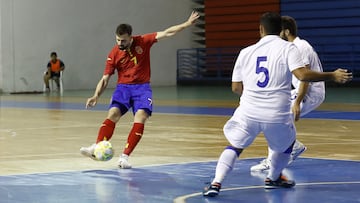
[267,151,290,181]
[267,147,274,162]
[212,149,238,184]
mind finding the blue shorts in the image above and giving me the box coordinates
[109,83,153,116]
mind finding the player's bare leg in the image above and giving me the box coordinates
[53,77,60,91]
[80,107,122,160]
[118,109,149,169]
[43,73,51,92]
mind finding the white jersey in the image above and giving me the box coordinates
[292,37,325,98]
[232,35,304,123]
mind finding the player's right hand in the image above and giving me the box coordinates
[86,96,98,109]
[333,68,353,83]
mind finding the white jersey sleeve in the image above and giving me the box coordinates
[300,46,311,66]
[287,44,305,73]
[292,37,325,98]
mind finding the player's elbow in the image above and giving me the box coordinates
[231,82,243,95]
[232,90,243,96]
[231,86,238,94]
[293,68,309,82]
[156,31,175,40]
[296,74,307,81]
[164,31,176,38]
[101,75,110,86]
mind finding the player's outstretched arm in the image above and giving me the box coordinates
[292,67,352,84]
[86,74,111,109]
[155,11,199,41]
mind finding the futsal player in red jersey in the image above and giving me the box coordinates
[80,11,199,168]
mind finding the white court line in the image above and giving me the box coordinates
[173,181,360,203]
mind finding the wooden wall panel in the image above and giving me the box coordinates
[204,0,280,48]
[202,0,280,78]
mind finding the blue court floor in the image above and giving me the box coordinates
[0,158,359,203]
[1,89,359,203]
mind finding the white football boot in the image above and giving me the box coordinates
[288,140,307,165]
[118,154,132,169]
[250,159,270,172]
[80,143,98,160]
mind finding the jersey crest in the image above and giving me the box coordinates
[135,46,143,54]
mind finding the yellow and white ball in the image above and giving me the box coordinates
[94,141,114,161]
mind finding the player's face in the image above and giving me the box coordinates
[50,55,57,62]
[280,30,288,41]
[116,34,132,50]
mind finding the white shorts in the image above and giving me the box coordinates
[291,89,324,116]
[223,116,296,153]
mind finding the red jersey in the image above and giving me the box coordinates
[47,59,65,72]
[104,33,157,84]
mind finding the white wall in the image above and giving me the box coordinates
[0,0,14,92]
[0,0,194,92]
[0,0,2,92]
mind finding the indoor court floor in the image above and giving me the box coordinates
[0,86,359,203]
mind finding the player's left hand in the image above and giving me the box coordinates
[292,103,301,121]
[187,11,200,24]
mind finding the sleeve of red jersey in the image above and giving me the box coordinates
[142,33,158,46]
[103,47,116,76]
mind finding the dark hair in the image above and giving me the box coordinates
[50,52,57,57]
[260,12,282,35]
[115,24,132,36]
[281,16,298,37]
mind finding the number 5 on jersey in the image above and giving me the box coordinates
[256,56,269,88]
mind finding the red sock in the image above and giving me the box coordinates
[123,123,144,155]
[96,119,116,143]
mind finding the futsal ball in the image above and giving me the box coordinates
[94,141,114,161]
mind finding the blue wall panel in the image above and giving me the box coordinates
[281,0,360,78]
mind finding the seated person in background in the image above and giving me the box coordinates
[44,52,65,91]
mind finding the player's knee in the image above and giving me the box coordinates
[134,109,150,123]
[108,108,122,122]
[283,141,295,154]
[225,145,243,157]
